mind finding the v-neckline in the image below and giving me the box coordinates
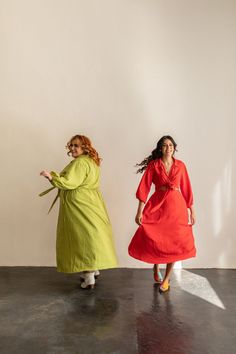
[160,158,175,177]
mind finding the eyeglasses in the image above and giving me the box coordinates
[69,143,80,148]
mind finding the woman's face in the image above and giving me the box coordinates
[161,139,175,157]
[69,138,84,158]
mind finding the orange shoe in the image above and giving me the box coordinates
[159,280,170,293]
[153,265,163,284]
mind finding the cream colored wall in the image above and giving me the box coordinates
[1,0,236,268]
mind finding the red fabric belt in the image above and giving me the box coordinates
[159,185,180,191]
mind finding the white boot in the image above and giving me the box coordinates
[81,272,95,289]
[94,270,100,278]
[80,270,100,280]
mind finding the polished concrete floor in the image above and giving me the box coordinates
[0,268,235,354]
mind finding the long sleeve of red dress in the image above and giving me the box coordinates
[136,162,154,203]
[180,163,193,208]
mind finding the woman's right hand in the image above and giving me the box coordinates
[135,212,142,225]
[40,170,52,181]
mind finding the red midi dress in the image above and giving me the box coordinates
[128,158,196,264]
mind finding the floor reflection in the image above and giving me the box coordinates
[136,284,194,354]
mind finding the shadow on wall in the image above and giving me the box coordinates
[210,158,235,267]
[192,151,236,268]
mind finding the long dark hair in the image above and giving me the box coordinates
[136,135,177,173]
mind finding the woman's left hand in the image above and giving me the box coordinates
[40,170,52,181]
[189,207,196,225]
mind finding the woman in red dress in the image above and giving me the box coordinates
[128,136,196,292]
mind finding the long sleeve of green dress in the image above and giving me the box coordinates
[50,158,87,190]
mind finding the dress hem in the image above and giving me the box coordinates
[57,263,118,274]
[128,251,196,264]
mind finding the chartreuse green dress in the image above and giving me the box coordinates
[40,155,118,273]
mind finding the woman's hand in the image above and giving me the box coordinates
[135,211,142,225]
[135,200,145,225]
[40,170,52,181]
[189,206,196,225]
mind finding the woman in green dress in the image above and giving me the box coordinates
[40,135,118,289]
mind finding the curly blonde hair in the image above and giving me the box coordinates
[66,135,102,166]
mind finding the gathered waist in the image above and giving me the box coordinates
[39,186,100,214]
[159,185,180,191]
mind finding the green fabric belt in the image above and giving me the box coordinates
[39,186,59,214]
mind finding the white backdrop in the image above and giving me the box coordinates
[1,0,236,268]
